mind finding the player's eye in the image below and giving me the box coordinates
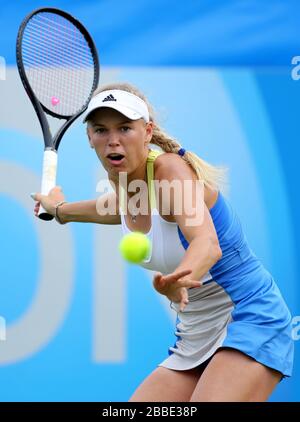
[120,126,130,132]
[95,127,106,133]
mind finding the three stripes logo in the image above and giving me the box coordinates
[102,94,117,102]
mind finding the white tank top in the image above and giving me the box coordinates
[120,149,212,282]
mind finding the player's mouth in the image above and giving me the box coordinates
[106,153,125,166]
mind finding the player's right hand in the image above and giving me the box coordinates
[31,186,65,217]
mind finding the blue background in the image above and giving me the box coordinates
[0,0,299,402]
[1,0,300,66]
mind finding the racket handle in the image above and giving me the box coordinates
[38,149,58,221]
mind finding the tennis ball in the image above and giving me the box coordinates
[119,232,151,264]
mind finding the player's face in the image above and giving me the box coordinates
[87,108,152,179]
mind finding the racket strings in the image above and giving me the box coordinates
[21,11,96,116]
[22,32,92,64]
[25,20,93,60]
[22,16,93,115]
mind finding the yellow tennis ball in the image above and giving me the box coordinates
[119,232,151,264]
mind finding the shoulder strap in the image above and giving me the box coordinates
[119,149,163,213]
[147,149,163,210]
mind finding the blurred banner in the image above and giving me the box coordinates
[0,0,299,402]
[1,0,300,66]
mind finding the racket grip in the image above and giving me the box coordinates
[38,149,58,221]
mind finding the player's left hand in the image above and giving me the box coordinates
[153,269,202,311]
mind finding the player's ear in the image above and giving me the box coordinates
[89,138,95,149]
[145,121,153,146]
[86,126,94,148]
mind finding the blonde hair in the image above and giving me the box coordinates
[92,83,228,191]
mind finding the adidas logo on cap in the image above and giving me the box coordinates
[102,94,117,102]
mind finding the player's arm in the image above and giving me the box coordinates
[57,194,121,225]
[155,154,222,281]
[32,188,121,225]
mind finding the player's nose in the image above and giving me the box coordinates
[107,131,120,146]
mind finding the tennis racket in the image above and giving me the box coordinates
[16,7,99,220]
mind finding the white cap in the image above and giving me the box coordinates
[83,89,150,123]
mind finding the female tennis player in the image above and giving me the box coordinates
[31,83,294,402]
